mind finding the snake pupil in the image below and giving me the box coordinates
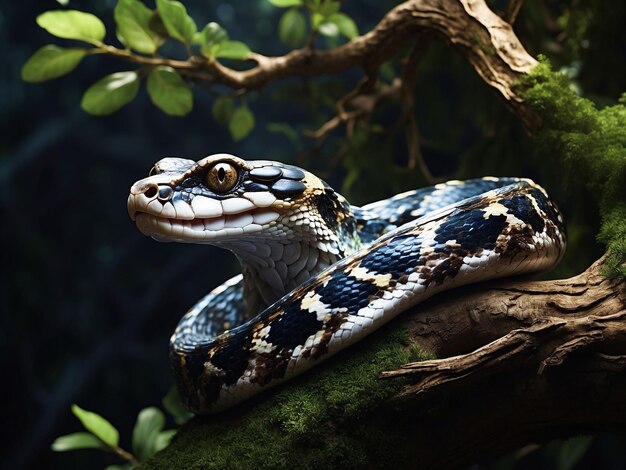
[206,162,238,193]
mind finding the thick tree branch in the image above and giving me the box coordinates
[372,256,626,467]
[104,0,540,132]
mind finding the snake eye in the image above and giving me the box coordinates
[206,162,238,192]
[148,165,157,177]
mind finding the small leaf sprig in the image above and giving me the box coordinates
[22,0,360,141]
[51,388,191,469]
[21,0,254,139]
[269,0,358,48]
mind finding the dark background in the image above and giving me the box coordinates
[2,0,625,468]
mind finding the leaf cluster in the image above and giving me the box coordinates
[50,399,186,469]
[269,0,358,48]
[21,0,251,136]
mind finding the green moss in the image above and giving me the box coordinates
[519,59,626,277]
[143,324,432,469]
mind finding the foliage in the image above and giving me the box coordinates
[270,0,358,47]
[20,0,358,142]
[21,2,250,138]
[141,325,431,469]
[51,403,180,468]
[520,59,626,277]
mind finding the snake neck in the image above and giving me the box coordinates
[235,242,339,315]
[231,203,364,316]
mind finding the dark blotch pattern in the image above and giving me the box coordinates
[317,272,379,311]
[209,330,253,386]
[179,347,207,380]
[531,188,562,226]
[316,191,339,229]
[435,209,507,251]
[360,235,422,278]
[500,195,544,232]
[265,303,323,350]
[271,179,306,197]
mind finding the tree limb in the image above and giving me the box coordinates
[103,0,540,132]
[374,256,626,467]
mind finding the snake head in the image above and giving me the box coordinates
[127,153,351,248]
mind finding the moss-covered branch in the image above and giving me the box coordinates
[147,257,625,469]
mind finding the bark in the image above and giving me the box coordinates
[122,0,541,132]
[379,256,626,468]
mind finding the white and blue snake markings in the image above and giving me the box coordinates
[128,153,566,414]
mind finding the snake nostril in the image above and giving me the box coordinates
[144,185,158,199]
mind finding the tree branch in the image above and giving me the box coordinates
[102,0,540,132]
[372,256,626,467]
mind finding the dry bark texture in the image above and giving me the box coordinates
[379,257,626,467]
[123,0,542,131]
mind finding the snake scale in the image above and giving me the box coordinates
[127,153,566,414]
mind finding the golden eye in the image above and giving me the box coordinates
[206,162,238,192]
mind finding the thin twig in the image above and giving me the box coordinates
[399,39,436,182]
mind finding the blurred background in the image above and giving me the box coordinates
[2,0,625,468]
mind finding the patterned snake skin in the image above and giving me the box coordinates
[128,154,566,414]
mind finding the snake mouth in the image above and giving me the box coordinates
[133,209,280,242]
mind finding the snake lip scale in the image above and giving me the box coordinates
[128,153,566,414]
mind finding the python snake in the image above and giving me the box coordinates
[128,153,566,414]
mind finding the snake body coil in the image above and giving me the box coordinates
[128,154,566,414]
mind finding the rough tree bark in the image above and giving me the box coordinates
[380,256,626,467]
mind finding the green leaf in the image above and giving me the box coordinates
[132,407,165,460]
[229,105,255,141]
[162,387,193,425]
[51,432,105,452]
[558,436,594,470]
[154,429,177,452]
[36,10,106,44]
[326,12,358,39]
[71,405,120,448]
[80,71,140,116]
[213,41,250,60]
[147,66,192,116]
[212,95,235,125]
[311,12,325,29]
[155,0,197,44]
[268,0,303,7]
[21,45,86,83]
[115,0,163,54]
[318,20,339,37]
[316,0,340,17]
[278,8,306,48]
[198,22,229,58]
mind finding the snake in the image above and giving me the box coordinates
[127,153,566,414]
